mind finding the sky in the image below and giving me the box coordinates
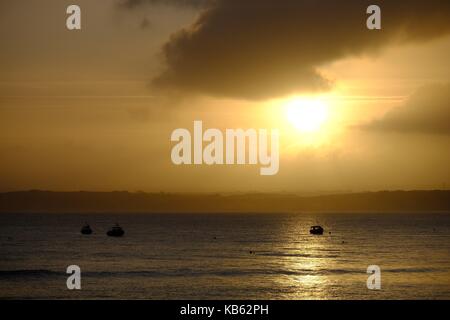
[0,0,449,193]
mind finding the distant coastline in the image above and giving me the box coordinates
[0,190,449,213]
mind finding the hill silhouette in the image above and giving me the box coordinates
[0,190,448,213]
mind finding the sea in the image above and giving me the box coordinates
[0,213,449,299]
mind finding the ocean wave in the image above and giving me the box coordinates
[257,251,339,258]
[0,268,362,279]
[385,267,445,273]
[0,269,61,278]
[1,265,443,280]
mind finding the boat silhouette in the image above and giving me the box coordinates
[81,223,92,235]
[310,225,324,235]
[107,223,124,237]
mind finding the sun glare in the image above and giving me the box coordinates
[285,98,329,133]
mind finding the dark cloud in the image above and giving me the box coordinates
[140,17,151,29]
[363,83,450,135]
[149,0,450,99]
[118,0,211,9]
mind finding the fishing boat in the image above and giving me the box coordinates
[310,225,324,235]
[107,223,125,237]
[80,223,92,235]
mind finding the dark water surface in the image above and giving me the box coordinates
[0,213,449,299]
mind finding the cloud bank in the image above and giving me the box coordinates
[118,0,211,9]
[363,83,450,135]
[140,0,450,99]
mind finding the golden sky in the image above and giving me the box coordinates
[0,0,449,193]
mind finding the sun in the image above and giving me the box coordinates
[284,97,329,133]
